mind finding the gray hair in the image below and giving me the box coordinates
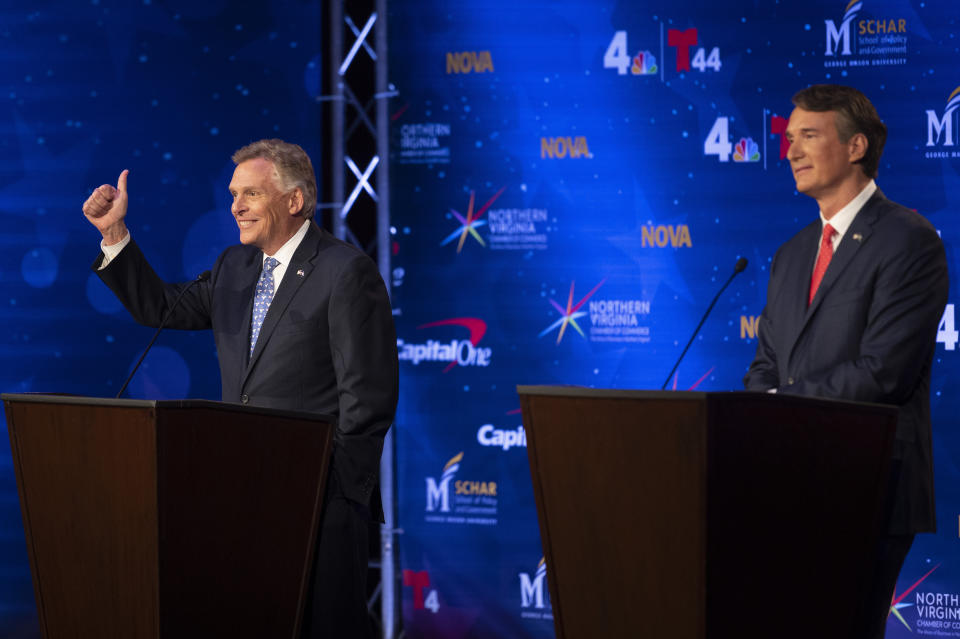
[232,139,317,218]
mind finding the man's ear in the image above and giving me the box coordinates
[848,132,868,164]
[287,188,304,215]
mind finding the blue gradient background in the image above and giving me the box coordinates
[0,2,322,633]
[390,1,960,637]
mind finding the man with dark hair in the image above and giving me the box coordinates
[82,139,397,639]
[744,85,948,638]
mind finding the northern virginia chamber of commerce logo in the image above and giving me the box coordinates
[397,121,452,165]
[397,317,492,371]
[424,451,498,526]
[519,557,553,620]
[887,563,955,634]
[924,86,960,159]
[441,186,552,252]
[823,0,907,69]
[539,280,654,345]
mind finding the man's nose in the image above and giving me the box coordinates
[786,141,801,161]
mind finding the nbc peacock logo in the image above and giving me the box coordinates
[631,50,657,75]
[733,137,760,163]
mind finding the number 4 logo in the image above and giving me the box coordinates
[938,304,958,351]
[704,117,733,162]
[603,31,630,75]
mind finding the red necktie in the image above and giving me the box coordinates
[809,223,836,305]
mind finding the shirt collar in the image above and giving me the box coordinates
[263,218,311,266]
[819,179,876,239]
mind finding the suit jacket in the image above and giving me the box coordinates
[95,221,399,512]
[744,189,948,534]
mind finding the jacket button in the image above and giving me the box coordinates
[241,394,249,404]
[787,377,795,385]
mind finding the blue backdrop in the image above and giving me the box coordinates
[2,1,959,637]
[0,2,322,634]
[389,1,960,637]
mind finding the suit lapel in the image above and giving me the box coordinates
[243,222,322,383]
[804,190,883,319]
[781,222,820,354]
[786,190,885,367]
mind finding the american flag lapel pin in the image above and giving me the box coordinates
[852,233,863,242]
[296,269,305,277]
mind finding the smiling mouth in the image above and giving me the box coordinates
[238,219,258,228]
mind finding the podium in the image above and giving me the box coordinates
[517,387,899,639]
[2,393,334,639]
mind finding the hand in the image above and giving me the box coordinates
[83,170,129,245]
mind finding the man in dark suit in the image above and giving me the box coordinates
[82,139,398,639]
[744,85,948,638]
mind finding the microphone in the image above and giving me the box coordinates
[116,270,211,398]
[661,258,748,390]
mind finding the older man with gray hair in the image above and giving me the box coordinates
[83,138,398,639]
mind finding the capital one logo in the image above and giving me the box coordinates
[825,0,861,56]
[520,558,550,609]
[425,451,462,513]
[926,87,960,147]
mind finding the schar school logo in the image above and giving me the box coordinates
[539,280,605,344]
[424,451,498,526]
[440,187,506,253]
[519,558,553,620]
[397,317,492,372]
[823,0,907,69]
[924,87,960,158]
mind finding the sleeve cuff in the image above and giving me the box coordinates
[98,232,131,269]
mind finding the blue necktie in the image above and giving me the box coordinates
[250,257,279,356]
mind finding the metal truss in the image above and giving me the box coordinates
[319,0,399,637]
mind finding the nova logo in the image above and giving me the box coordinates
[539,280,605,344]
[825,0,860,56]
[398,317,492,372]
[641,225,692,248]
[445,51,494,74]
[520,558,551,610]
[926,87,960,147]
[425,452,462,513]
[441,187,506,253]
[540,136,592,159]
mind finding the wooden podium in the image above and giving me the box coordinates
[2,393,334,639]
[517,387,899,639]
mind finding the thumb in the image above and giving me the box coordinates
[116,169,129,198]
